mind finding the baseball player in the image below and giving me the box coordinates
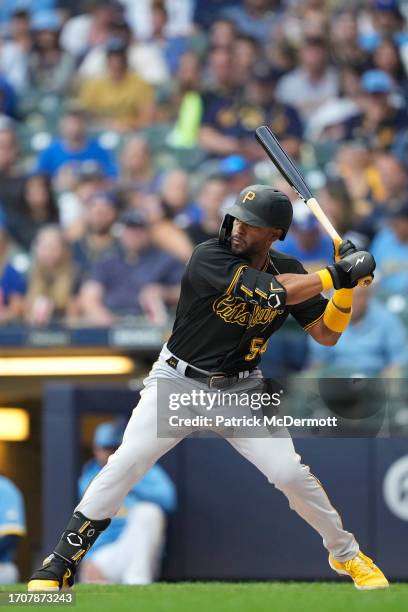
[29,185,388,591]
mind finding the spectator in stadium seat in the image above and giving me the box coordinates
[0,120,25,222]
[77,15,169,86]
[372,38,408,97]
[57,162,111,237]
[341,70,408,151]
[0,8,32,94]
[60,2,122,59]
[25,225,79,326]
[279,202,333,273]
[371,202,408,296]
[276,37,339,124]
[220,155,255,209]
[0,218,26,324]
[317,177,368,248]
[0,1,55,25]
[233,34,261,87]
[308,285,408,376]
[208,18,236,50]
[35,104,117,188]
[158,51,203,148]
[159,169,201,227]
[329,9,369,71]
[80,421,176,585]
[71,191,120,282]
[118,136,162,199]
[185,177,227,245]
[199,48,273,159]
[146,1,190,76]
[221,0,282,43]
[359,0,408,52]
[199,46,254,158]
[6,173,59,252]
[78,37,154,131]
[242,64,304,160]
[121,0,194,40]
[0,475,26,584]
[27,10,75,96]
[79,210,184,325]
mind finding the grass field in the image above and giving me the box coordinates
[1,582,408,612]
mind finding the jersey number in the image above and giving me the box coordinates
[245,337,268,361]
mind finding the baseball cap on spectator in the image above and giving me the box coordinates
[106,37,128,55]
[11,1,30,17]
[219,155,251,176]
[93,422,123,448]
[120,209,148,227]
[374,0,403,16]
[361,69,392,94]
[31,10,61,32]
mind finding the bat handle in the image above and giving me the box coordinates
[306,199,373,287]
[357,276,373,287]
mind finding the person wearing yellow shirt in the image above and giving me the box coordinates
[78,38,154,131]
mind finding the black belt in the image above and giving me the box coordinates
[185,365,242,390]
[166,355,251,390]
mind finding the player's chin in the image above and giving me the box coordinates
[230,239,247,255]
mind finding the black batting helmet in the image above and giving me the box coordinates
[219,184,293,244]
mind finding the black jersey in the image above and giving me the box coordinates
[167,239,327,373]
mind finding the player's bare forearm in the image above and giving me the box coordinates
[276,272,325,305]
[307,318,341,346]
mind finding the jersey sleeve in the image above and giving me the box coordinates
[187,241,248,297]
[289,260,328,330]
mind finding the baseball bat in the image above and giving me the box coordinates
[255,125,372,287]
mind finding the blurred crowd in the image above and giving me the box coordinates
[0,0,408,373]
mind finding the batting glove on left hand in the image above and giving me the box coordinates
[334,239,357,263]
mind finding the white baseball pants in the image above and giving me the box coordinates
[76,345,359,562]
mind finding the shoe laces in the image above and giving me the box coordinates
[346,554,373,577]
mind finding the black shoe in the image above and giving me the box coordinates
[28,554,75,591]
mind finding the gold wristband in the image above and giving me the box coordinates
[332,288,353,310]
[316,269,333,292]
[323,299,352,333]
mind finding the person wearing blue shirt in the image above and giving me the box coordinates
[308,286,408,376]
[0,1,55,24]
[80,210,184,324]
[0,476,26,584]
[35,105,117,184]
[80,422,176,585]
[0,220,26,323]
[359,0,408,52]
[371,203,408,295]
[279,203,333,273]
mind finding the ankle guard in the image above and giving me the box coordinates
[54,511,111,566]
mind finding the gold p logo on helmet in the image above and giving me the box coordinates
[243,190,256,204]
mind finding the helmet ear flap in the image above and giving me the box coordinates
[219,214,235,244]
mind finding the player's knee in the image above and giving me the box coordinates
[269,459,307,490]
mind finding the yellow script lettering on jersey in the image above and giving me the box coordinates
[212,294,284,328]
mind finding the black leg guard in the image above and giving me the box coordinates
[28,512,111,591]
